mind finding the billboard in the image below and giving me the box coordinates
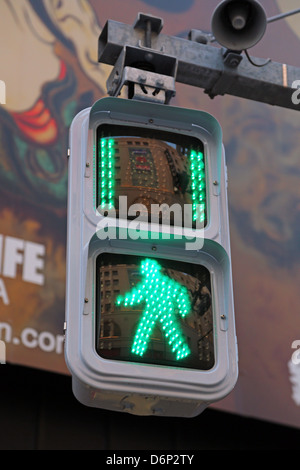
[1,0,300,428]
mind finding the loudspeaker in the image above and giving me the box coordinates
[211,0,267,51]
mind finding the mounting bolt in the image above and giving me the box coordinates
[144,52,154,62]
[112,73,120,85]
[138,74,147,83]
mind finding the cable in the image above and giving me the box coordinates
[244,49,271,67]
[267,8,300,24]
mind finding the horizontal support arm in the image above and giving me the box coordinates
[98,17,300,111]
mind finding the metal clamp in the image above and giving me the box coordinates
[100,13,177,104]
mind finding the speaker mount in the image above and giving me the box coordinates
[211,0,267,51]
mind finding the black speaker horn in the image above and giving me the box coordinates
[211,0,267,51]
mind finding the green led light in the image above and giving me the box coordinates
[98,138,115,208]
[189,149,206,225]
[116,259,192,361]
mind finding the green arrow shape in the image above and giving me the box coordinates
[116,258,192,361]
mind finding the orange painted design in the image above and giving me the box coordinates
[10,62,67,145]
[11,98,58,145]
[58,61,67,80]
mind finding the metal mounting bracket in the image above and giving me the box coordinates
[101,13,177,104]
[98,13,300,111]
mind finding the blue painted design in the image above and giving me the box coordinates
[141,0,194,13]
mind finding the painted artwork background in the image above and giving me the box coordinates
[1,0,300,428]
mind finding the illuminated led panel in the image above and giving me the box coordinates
[96,125,207,227]
[96,253,214,370]
[117,258,191,361]
[190,150,206,224]
[99,138,115,209]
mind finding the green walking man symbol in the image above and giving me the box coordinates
[116,258,192,361]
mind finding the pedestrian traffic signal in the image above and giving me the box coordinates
[64,97,238,417]
[97,253,215,371]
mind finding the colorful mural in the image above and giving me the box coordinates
[0,0,109,372]
[1,0,300,428]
